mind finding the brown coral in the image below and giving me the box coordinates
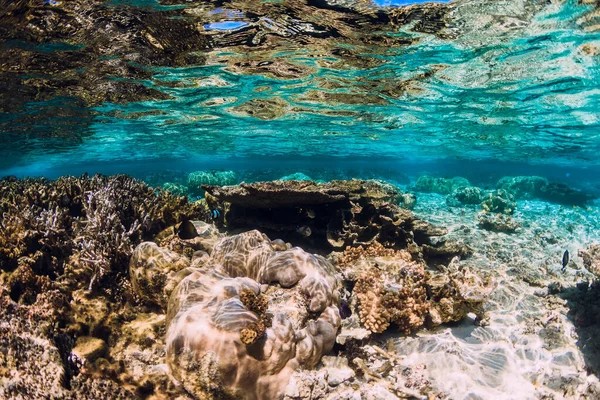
[579,244,600,276]
[336,241,413,269]
[354,260,429,334]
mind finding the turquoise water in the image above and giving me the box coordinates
[1,0,600,190]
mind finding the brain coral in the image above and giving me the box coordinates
[163,230,341,399]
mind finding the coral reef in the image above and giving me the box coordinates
[280,173,313,182]
[203,180,460,263]
[353,263,429,334]
[496,176,549,199]
[477,213,521,233]
[0,174,207,291]
[480,189,516,215]
[446,186,483,206]
[161,230,341,399]
[413,176,470,195]
[0,174,210,399]
[187,170,237,197]
[538,182,595,207]
[337,243,491,334]
[162,182,189,197]
[129,242,191,309]
[497,176,595,206]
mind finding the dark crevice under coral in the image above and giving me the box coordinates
[203,180,468,264]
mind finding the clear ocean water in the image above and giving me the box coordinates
[1,0,599,193]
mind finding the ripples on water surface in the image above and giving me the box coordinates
[0,0,599,184]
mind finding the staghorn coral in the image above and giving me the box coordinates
[0,174,207,293]
[162,230,341,400]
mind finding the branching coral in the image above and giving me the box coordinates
[158,230,341,400]
[0,174,208,293]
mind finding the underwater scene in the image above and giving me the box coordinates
[2,0,600,398]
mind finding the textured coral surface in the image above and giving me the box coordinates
[159,230,341,400]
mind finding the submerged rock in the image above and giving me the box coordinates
[446,186,483,206]
[496,176,549,199]
[497,176,595,206]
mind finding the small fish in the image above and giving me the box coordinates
[562,249,569,272]
[177,219,198,240]
[211,209,221,219]
[306,208,316,219]
[296,225,312,237]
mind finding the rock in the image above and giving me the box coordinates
[538,182,595,206]
[72,336,108,364]
[327,368,355,387]
[399,193,417,210]
[336,316,371,345]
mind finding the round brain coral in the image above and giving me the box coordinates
[162,230,341,399]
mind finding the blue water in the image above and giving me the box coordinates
[1,0,600,192]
